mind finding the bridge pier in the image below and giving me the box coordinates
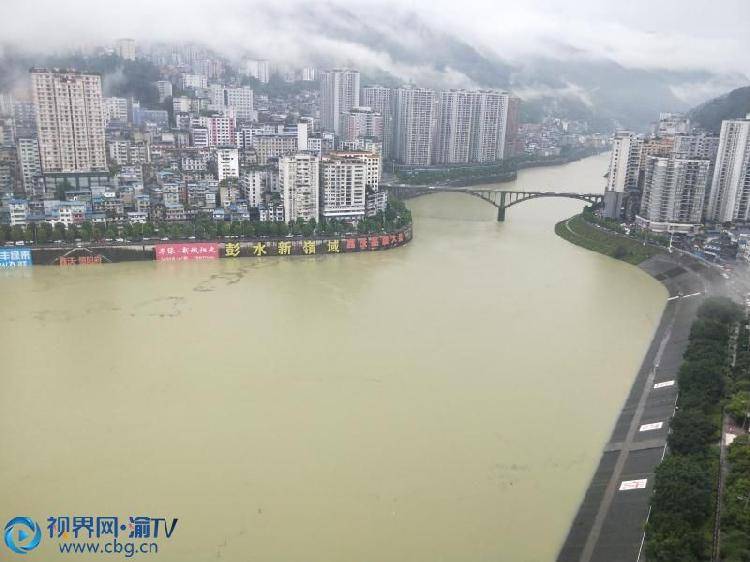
[497,206,506,222]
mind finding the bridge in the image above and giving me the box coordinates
[384,185,604,221]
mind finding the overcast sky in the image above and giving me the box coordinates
[3,0,749,81]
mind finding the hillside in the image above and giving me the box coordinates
[689,85,750,132]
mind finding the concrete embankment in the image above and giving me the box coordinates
[22,226,413,266]
[557,253,723,562]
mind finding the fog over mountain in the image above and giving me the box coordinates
[2,0,749,131]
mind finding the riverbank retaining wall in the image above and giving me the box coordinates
[15,226,413,267]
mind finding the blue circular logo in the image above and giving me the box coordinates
[4,517,41,555]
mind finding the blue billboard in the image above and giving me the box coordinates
[0,247,32,267]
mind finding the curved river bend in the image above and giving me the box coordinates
[0,153,666,561]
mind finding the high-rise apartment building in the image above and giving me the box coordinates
[244,59,269,83]
[207,116,236,147]
[362,86,394,160]
[16,137,43,196]
[468,91,511,163]
[116,38,136,61]
[214,147,239,183]
[155,80,173,103]
[602,131,643,218]
[393,87,435,166]
[180,73,208,90]
[637,155,710,232]
[319,69,360,135]
[103,97,129,126]
[673,133,720,161]
[341,107,384,143]
[320,152,369,221]
[656,112,690,137]
[433,90,476,165]
[225,87,254,120]
[208,85,254,119]
[705,117,750,223]
[279,153,320,222]
[31,69,107,173]
[503,96,521,158]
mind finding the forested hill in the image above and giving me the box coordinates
[689,86,750,132]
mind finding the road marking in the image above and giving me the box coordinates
[619,479,648,491]
[667,296,679,301]
[639,422,664,432]
[683,292,702,298]
[653,380,675,389]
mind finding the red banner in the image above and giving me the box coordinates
[155,243,219,261]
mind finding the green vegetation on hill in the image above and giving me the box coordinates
[689,86,750,133]
[645,297,742,562]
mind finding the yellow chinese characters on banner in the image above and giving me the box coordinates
[225,242,241,257]
[278,241,292,255]
[302,240,316,255]
[252,242,267,256]
[327,240,340,253]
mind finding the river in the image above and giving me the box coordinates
[0,153,666,561]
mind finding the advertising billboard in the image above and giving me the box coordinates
[0,248,32,267]
[155,243,219,261]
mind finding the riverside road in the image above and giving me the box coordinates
[557,253,724,562]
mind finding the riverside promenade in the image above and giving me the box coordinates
[557,253,723,562]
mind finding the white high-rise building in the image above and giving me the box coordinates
[393,87,435,166]
[31,69,107,173]
[155,80,173,103]
[341,107,384,143]
[301,67,317,81]
[470,91,512,163]
[320,152,369,221]
[215,147,239,183]
[637,155,710,232]
[16,137,43,195]
[362,86,394,160]
[602,131,644,219]
[103,97,129,125]
[673,133,720,160]
[244,59,269,83]
[180,73,208,90]
[279,153,320,222]
[240,168,268,207]
[116,38,136,61]
[225,87,254,120]
[434,90,476,165]
[319,69,360,135]
[706,117,750,223]
[656,112,690,137]
[208,86,254,120]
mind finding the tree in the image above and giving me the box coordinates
[53,222,66,242]
[230,221,243,236]
[728,392,750,426]
[11,225,25,242]
[56,179,73,201]
[698,297,744,325]
[667,409,717,455]
[37,223,52,244]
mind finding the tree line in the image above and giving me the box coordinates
[646,297,744,561]
[0,200,412,245]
